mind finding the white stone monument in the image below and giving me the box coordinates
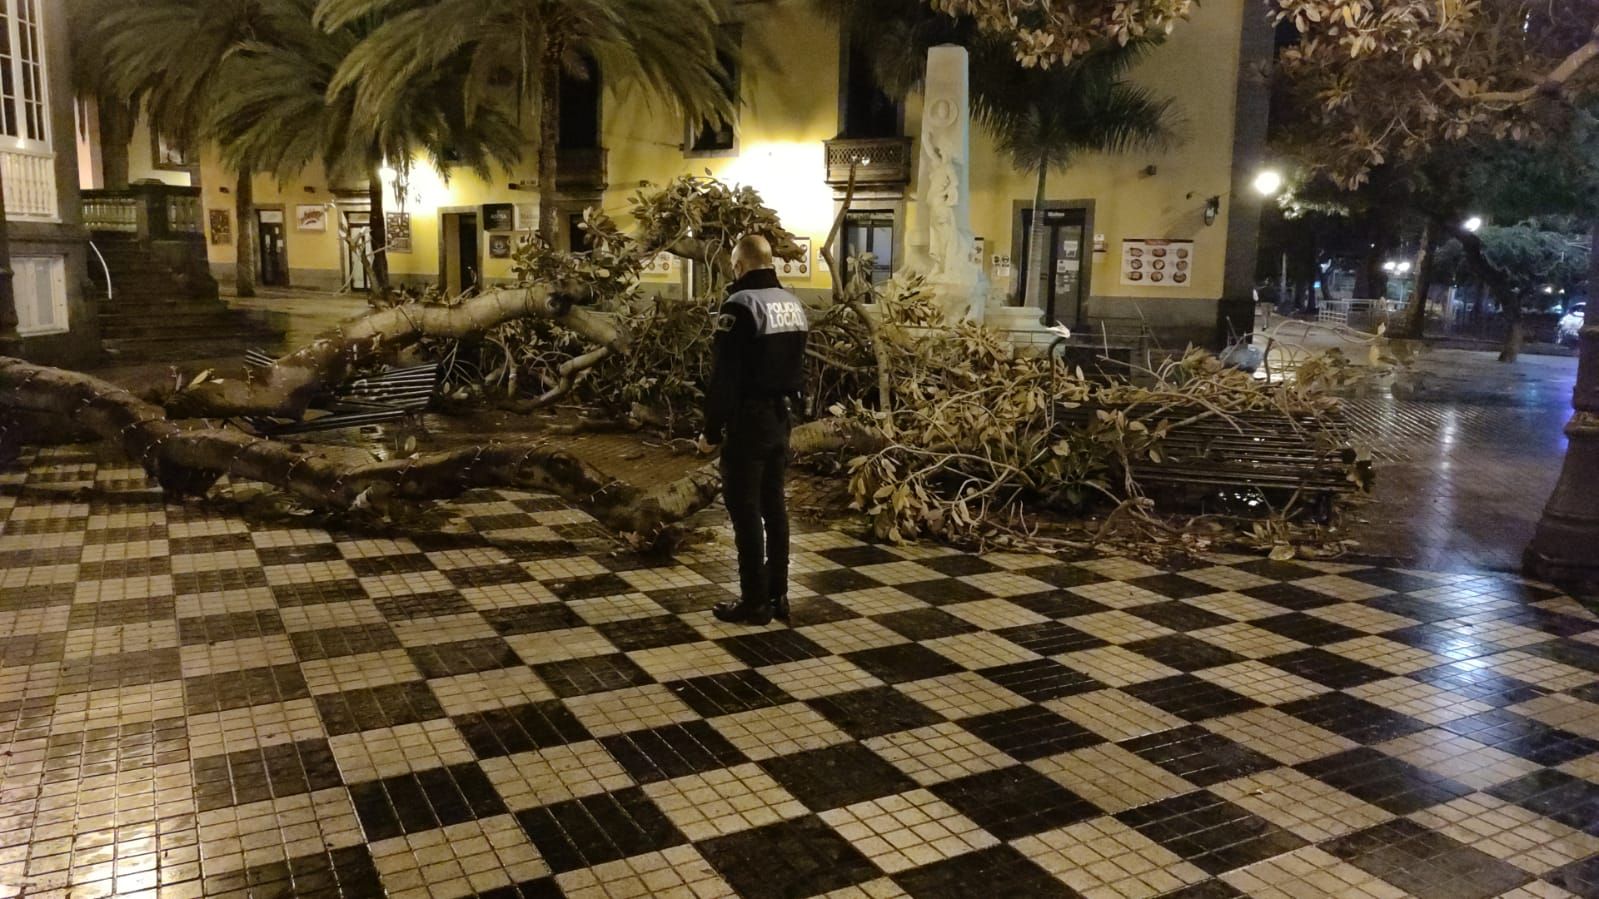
[912,45,987,324]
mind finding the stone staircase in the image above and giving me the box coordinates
[91,241,284,362]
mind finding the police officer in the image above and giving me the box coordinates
[697,234,810,625]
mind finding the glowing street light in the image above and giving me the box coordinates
[1464,216,1484,232]
[1382,261,1398,273]
[1253,170,1284,197]
[1396,262,1413,275]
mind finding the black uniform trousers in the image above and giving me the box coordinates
[719,398,793,605]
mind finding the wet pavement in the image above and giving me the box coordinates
[6,444,1599,899]
[1341,350,1577,575]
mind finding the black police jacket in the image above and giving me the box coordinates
[704,268,810,445]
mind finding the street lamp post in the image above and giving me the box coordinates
[1526,322,1599,593]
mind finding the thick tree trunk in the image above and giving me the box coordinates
[1024,167,1049,313]
[3,357,883,546]
[235,168,257,298]
[538,49,563,246]
[167,284,617,420]
[1501,304,1525,363]
[1,356,722,544]
[369,170,391,296]
[1403,217,1439,339]
[1353,243,1387,300]
[97,101,132,189]
[1447,223,1520,362]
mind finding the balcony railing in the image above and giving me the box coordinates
[556,147,608,193]
[82,184,204,243]
[824,137,914,187]
[1,147,58,222]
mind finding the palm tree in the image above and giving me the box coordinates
[975,45,1179,316]
[64,0,135,188]
[316,0,736,244]
[204,0,524,293]
[94,0,290,297]
[821,0,1179,320]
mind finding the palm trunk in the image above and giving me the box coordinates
[235,168,257,298]
[1403,217,1438,339]
[537,48,563,246]
[1024,166,1048,314]
[97,101,132,189]
[368,170,391,296]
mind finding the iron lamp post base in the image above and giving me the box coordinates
[1526,324,1599,596]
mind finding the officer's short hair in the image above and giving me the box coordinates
[733,234,774,271]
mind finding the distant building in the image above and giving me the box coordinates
[77,0,1271,349]
[1,0,96,366]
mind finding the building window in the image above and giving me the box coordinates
[13,255,67,336]
[558,57,602,151]
[841,35,900,138]
[0,0,48,150]
[687,28,739,155]
[843,210,895,284]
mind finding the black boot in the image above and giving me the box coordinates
[714,597,773,626]
[772,595,790,624]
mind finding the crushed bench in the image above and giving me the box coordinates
[1058,403,1367,520]
[240,349,443,436]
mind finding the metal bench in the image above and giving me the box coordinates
[1058,404,1367,520]
[240,349,442,436]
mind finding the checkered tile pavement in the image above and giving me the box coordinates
[5,445,1599,899]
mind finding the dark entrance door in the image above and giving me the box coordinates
[257,210,289,287]
[459,213,480,293]
[1017,207,1088,327]
[341,208,372,292]
[442,212,482,296]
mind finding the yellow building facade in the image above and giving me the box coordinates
[127,0,1272,347]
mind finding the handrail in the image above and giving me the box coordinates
[88,240,113,302]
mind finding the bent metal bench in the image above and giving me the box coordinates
[1057,403,1368,522]
[239,349,443,436]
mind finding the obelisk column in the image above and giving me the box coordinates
[913,45,986,324]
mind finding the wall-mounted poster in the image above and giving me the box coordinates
[295,205,328,232]
[385,212,413,254]
[488,234,514,259]
[641,252,679,277]
[515,203,538,234]
[208,209,231,245]
[1121,238,1194,287]
[971,236,985,268]
[483,203,517,232]
[778,237,812,279]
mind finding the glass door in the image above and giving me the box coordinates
[1017,207,1089,326]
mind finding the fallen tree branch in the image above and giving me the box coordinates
[167,283,616,421]
[4,357,714,545]
[3,357,885,547]
[531,346,614,407]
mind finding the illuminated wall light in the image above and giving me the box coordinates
[1252,169,1283,197]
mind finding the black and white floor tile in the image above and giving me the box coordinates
[4,446,1599,897]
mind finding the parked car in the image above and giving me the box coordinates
[1559,303,1586,345]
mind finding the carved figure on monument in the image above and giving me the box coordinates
[915,47,986,321]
